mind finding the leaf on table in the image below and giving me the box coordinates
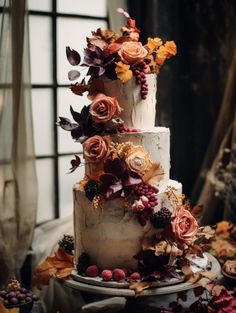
[0,300,19,313]
[129,281,151,294]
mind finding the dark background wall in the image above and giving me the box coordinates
[128,0,236,199]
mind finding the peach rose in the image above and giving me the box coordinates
[89,93,122,124]
[125,146,152,176]
[118,42,148,65]
[83,135,111,164]
[171,207,198,245]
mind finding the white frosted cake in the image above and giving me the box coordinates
[58,8,209,284]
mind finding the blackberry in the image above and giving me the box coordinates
[76,253,90,274]
[150,207,172,228]
[84,179,99,201]
[58,235,74,253]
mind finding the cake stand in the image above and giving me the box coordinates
[62,253,221,298]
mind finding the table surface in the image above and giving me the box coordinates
[62,253,221,298]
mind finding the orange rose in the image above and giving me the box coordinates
[83,135,111,164]
[89,93,122,124]
[118,42,148,65]
[171,206,198,245]
[125,146,152,176]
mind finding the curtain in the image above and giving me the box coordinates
[127,0,236,224]
[0,0,37,286]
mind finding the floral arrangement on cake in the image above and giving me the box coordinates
[65,8,176,100]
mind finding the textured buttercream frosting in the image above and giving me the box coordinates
[74,179,182,270]
[100,74,157,129]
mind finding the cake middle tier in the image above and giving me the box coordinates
[112,127,170,189]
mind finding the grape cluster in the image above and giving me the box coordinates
[58,234,74,253]
[132,61,150,99]
[134,183,158,208]
[150,207,172,229]
[0,285,38,308]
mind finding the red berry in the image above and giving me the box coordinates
[86,265,99,277]
[113,268,126,281]
[130,272,141,280]
[101,270,113,281]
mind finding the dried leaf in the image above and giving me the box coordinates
[115,61,133,83]
[142,162,164,185]
[191,204,204,218]
[141,237,156,251]
[200,271,217,281]
[68,155,81,173]
[70,82,89,96]
[33,247,74,288]
[129,281,151,294]
[0,301,19,313]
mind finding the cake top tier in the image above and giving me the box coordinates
[63,8,176,130]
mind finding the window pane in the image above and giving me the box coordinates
[57,0,107,17]
[28,0,51,11]
[59,154,84,218]
[29,16,53,84]
[57,87,89,154]
[32,88,54,156]
[57,17,107,84]
[36,159,55,223]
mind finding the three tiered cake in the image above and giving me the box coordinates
[59,8,209,284]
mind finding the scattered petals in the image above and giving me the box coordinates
[68,70,81,81]
[66,46,81,65]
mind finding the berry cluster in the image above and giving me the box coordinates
[58,234,74,253]
[84,264,141,282]
[84,179,99,201]
[118,124,140,133]
[134,183,158,208]
[132,60,150,99]
[76,252,90,274]
[0,280,38,308]
[150,207,172,229]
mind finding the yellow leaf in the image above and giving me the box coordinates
[115,61,133,83]
[145,37,163,52]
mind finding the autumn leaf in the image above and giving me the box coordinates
[164,41,177,58]
[33,247,74,288]
[70,82,89,96]
[145,37,163,52]
[142,162,164,185]
[129,281,151,294]
[115,61,133,83]
[191,204,204,218]
[0,300,19,313]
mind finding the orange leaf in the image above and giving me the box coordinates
[115,61,133,83]
[0,301,20,313]
[145,37,163,52]
[129,281,151,294]
[56,267,73,279]
[70,82,89,96]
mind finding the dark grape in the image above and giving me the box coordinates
[20,288,27,293]
[10,297,18,305]
[7,291,16,298]
[0,290,7,298]
[17,293,26,300]
[25,296,32,302]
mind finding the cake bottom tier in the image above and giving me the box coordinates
[74,180,182,270]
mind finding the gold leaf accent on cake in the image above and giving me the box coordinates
[92,195,105,210]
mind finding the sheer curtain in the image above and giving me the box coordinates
[0,0,37,286]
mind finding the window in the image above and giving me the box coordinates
[28,0,108,223]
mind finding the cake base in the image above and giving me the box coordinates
[70,253,211,290]
[67,253,221,297]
